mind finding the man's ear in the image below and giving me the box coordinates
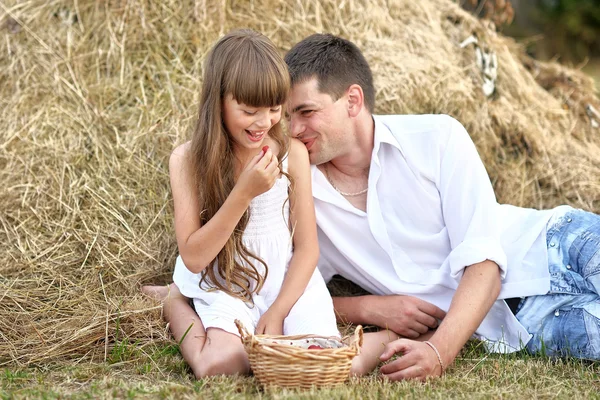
[346,84,364,117]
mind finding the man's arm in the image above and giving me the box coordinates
[379,117,506,380]
[430,259,501,366]
[333,294,446,339]
[380,259,501,380]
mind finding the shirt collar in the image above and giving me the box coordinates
[373,115,402,155]
[311,115,400,212]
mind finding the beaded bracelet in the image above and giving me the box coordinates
[424,341,445,375]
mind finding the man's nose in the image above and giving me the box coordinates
[289,117,304,138]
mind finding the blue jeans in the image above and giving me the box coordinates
[515,207,600,360]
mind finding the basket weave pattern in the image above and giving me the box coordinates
[235,320,363,389]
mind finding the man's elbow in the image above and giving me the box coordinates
[468,259,502,295]
[492,274,501,299]
[485,259,502,298]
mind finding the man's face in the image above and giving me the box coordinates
[286,78,349,165]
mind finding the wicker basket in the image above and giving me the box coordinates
[235,320,363,389]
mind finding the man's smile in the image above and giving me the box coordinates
[302,137,316,150]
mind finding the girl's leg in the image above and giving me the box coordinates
[350,329,436,376]
[142,283,251,378]
[141,284,170,299]
[143,283,208,377]
[196,328,250,377]
[350,330,399,376]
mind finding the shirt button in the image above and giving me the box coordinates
[566,265,572,270]
[554,310,560,317]
[567,218,572,223]
[550,243,556,247]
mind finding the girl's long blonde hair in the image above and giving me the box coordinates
[189,29,292,303]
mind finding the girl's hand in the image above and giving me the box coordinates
[235,147,280,200]
[255,305,286,335]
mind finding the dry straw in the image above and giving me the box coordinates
[1,0,598,367]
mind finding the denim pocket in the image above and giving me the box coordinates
[546,211,573,247]
[568,222,600,279]
[534,305,600,359]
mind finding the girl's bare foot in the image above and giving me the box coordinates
[350,330,400,376]
[141,284,170,301]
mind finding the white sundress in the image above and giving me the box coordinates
[172,156,339,337]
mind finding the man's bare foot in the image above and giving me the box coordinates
[141,284,170,301]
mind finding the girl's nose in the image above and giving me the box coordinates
[255,113,271,129]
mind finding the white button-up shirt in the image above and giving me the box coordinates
[314,114,559,352]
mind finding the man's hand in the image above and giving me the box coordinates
[376,260,502,380]
[333,295,446,338]
[365,295,446,338]
[379,338,442,381]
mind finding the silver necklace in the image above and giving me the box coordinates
[324,163,368,197]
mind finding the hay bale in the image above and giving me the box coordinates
[1,0,598,366]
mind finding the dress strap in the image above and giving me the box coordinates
[281,151,289,174]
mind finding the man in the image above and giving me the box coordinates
[148,33,600,381]
[281,33,600,380]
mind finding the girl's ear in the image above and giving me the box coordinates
[346,84,364,118]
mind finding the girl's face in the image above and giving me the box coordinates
[222,94,282,153]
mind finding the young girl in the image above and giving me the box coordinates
[144,29,397,379]
[142,29,340,378]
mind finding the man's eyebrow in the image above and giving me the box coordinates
[291,103,314,114]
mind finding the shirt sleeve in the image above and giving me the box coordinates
[316,256,336,283]
[438,116,507,279]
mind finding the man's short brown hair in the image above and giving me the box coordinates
[285,34,375,113]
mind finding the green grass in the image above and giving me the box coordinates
[2,342,599,399]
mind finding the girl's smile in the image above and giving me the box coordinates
[222,94,282,151]
[246,129,268,142]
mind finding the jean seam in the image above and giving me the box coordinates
[582,308,598,357]
[547,211,573,247]
[573,224,600,278]
[583,261,600,280]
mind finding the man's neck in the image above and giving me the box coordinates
[329,114,375,177]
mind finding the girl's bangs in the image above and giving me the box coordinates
[224,49,290,108]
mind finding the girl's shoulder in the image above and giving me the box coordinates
[171,141,191,158]
[169,141,193,178]
[169,141,191,165]
[286,138,309,175]
[287,138,308,161]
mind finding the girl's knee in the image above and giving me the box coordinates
[194,349,250,378]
